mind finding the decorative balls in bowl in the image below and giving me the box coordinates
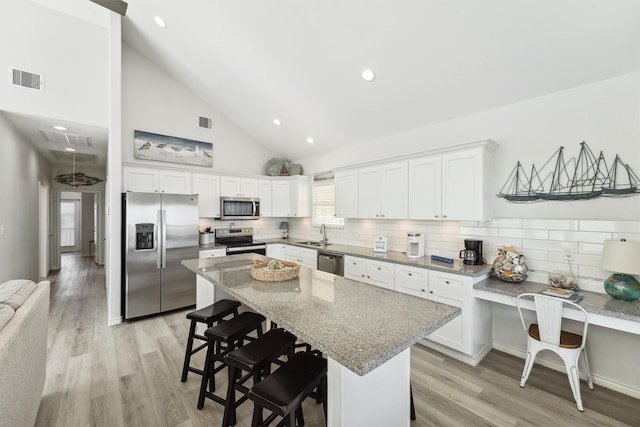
[493,245,528,282]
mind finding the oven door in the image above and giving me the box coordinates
[226,245,266,256]
[220,197,260,220]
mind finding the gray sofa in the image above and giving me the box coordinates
[0,279,50,427]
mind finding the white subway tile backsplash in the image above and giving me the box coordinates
[499,228,549,239]
[579,220,640,233]
[579,242,604,255]
[611,232,640,243]
[522,219,579,230]
[578,265,610,280]
[521,239,576,252]
[459,227,500,237]
[487,219,523,229]
[287,217,636,292]
[548,230,612,243]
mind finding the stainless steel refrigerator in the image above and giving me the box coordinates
[121,192,199,320]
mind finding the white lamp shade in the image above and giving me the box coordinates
[599,239,640,275]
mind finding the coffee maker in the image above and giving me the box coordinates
[459,239,484,265]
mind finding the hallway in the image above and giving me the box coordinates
[35,254,638,426]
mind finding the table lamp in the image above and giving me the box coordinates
[598,238,640,300]
[279,221,289,240]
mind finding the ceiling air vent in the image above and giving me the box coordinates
[40,129,91,147]
[49,151,97,164]
[10,67,44,91]
[198,115,213,130]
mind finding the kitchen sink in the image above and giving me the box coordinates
[298,241,331,247]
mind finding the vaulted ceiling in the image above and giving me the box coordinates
[121,0,639,160]
[2,0,639,166]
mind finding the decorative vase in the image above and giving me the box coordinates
[604,274,640,301]
[493,245,528,282]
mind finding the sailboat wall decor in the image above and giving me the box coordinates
[498,142,639,202]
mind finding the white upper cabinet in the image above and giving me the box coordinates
[358,161,408,219]
[408,142,495,221]
[259,179,273,217]
[123,166,192,194]
[408,155,442,220]
[272,176,310,217]
[192,173,220,218]
[334,169,358,218]
[441,147,492,221]
[220,176,259,197]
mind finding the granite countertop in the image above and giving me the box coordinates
[474,276,640,323]
[182,254,461,376]
[199,242,227,251]
[264,238,493,278]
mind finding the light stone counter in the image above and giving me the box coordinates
[474,276,640,325]
[264,238,493,277]
[182,253,461,376]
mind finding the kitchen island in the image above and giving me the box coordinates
[182,253,461,427]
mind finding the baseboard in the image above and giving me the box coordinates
[108,316,123,326]
[418,339,492,367]
[492,342,640,399]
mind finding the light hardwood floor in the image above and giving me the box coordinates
[35,254,639,427]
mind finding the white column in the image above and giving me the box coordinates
[327,348,411,427]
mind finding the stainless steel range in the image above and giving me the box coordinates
[215,227,266,256]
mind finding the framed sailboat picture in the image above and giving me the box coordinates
[134,130,213,167]
[498,142,639,203]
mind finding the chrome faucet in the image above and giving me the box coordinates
[320,224,328,245]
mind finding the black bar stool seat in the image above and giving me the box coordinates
[181,299,241,382]
[222,328,297,427]
[248,351,327,427]
[197,311,266,410]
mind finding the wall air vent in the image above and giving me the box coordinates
[198,116,213,129]
[10,67,44,91]
[40,129,91,147]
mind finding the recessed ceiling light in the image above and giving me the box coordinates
[54,125,67,131]
[154,16,167,28]
[64,147,76,152]
[306,137,315,144]
[361,69,376,82]
[273,119,281,126]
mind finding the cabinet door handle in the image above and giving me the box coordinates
[443,215,448,219]
[445,281,450,284]
[408,273,412,276]
[421,288,426,292]
[377,267,381,270]
[434,214,439,218]
[430,291,434,294]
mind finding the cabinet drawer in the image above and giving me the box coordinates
[200,249,226,258]
[368,260,394,278]
[395,265,428,284]
[345,256,366,277]
[429,272,472,296]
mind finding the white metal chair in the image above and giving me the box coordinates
[516,293,594,411]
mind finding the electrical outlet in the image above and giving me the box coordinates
[563,246,574,261]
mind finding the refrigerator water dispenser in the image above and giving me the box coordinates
[135,223,155,250]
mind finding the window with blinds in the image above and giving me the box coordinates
[312,180,344,228]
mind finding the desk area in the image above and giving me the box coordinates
[474,276,640,335]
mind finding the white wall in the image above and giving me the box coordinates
[298,72,640,220]
[121,43,277,175]
[0,0,108,127]
[0,112,52,283]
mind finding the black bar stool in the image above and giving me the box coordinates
[222,328,297,427]
[181,299,241,382]
[197,311,266,410]
[248,351,327,427]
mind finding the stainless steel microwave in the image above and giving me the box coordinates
[220,197,260,220]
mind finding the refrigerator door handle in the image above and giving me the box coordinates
[156,210,162,269]
[161,209,167,269]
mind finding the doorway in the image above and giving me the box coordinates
[60,192,81,253]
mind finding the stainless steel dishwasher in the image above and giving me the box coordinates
[317,251,344,276]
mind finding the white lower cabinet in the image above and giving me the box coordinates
[427,271,491,360]
[286,246,317,269]
[393,267,491,361]
[266,243,287,260]
[344,256,395,290]
[394,264,429,298]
